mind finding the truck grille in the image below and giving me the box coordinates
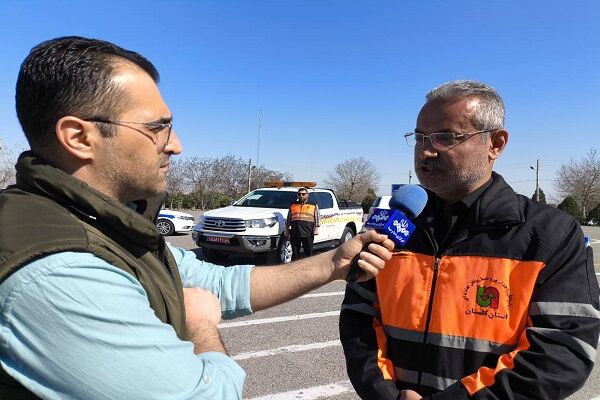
[203,217,246,232]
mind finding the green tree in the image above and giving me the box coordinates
[166,192,184,209]
[588,204,600,221]
[361,188,377,214]
[531,187,547,204]
[557,196,582,218]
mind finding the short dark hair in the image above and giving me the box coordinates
[15,36,160,153]
[298,187,308,193]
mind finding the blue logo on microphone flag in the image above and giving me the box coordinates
[365,208,416,246]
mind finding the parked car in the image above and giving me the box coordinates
[192,181,364,264]
[156,209,195,236]
[368,195,392,218]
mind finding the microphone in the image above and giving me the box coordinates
[345,184,428,283]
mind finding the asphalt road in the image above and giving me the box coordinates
[166,223,600,400]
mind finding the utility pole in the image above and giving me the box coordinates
[247,158,252,193]
[530,159,540,202]
[408,170,412,184]
[256,110,263,168]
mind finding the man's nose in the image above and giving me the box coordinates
[417,135,438,157]
[165,129,182,155]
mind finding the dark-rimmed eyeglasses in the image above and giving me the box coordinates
[403,129,496,151]
[84,118,173,146]
[298,193,308,196]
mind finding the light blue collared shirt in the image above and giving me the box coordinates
[0,244,254,399]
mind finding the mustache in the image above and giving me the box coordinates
[160,157,170,168]
[417,160,442,169]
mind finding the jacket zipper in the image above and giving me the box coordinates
[415,223,517,389]
[417,256,441,388]
[423,256,441,343]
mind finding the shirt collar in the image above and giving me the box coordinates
[457,177,493,209]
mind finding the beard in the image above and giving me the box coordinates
[99,147,168,203]
[415,151,489,198]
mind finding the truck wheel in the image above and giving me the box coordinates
[276,236,293,264]
[340,227,355,244]
[157,220,175,236]
[202,248,228,264]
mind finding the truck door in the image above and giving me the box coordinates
[313,192,335,242]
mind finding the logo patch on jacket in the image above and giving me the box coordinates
[463,277,512,320]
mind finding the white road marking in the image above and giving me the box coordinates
[247,380,354,400]
[300,291,345,298]
[219,311,339,328]
[232,340,341,360]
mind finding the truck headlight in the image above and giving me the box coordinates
[245,217,277,228]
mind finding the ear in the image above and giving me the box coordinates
[489,129,508,161]
[55,116,100,161]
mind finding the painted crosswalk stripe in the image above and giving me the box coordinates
[219,311,339,328]
[247,380,354,400]
[300,291,345,298]
[232,340,341,360]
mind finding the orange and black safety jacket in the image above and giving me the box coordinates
[286,201,320,238]
[340,173,600,399]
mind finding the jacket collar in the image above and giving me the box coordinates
[15,151,166,250]
[472,172,523,228]
[418,172,523,230]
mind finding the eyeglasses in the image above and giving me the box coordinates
[403,129,496,151]
[84,118,173,146]
[298,193,308,196]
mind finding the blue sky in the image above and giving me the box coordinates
[1,1,598,201]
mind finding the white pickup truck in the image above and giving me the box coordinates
[191,182,364,263]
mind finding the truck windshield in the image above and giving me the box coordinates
[234,190,300,209]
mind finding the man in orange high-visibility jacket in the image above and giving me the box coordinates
[340,80,600,400]
[285,187,320,260]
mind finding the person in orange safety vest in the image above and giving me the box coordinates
[285,187,320,260]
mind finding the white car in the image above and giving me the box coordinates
[156,209,195,236]
[368,195,392,218]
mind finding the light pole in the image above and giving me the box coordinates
[247,159,252,193]
[529,159,540,202]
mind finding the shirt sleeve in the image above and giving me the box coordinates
[168,243,254,319]
[0,252,246,400]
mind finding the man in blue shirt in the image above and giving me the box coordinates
[0,36,394,399]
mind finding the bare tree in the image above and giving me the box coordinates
[0,143,18,189]
[554,148,600,218]
[165,158,190,208]
[174,154,291,210]
[251,165,292,191]
[212,154,248,199]
[184,156,220,210]
[324,156,381,202]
